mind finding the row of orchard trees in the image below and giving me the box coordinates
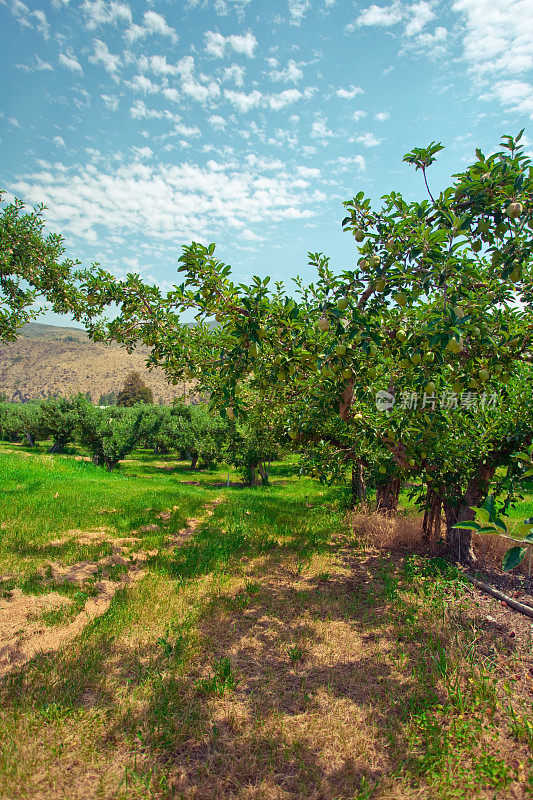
[0,395,282,482]
[2,132,532,563]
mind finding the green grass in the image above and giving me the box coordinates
[0,444,531,800]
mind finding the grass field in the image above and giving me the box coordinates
[0,443,532,799]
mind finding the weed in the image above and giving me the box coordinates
[195,657,236,697]
[287,644,305,663]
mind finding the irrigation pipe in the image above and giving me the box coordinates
[463,573,533,621]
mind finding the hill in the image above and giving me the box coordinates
[0,323,190,404]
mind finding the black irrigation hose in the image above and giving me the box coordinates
[463,573,533,621]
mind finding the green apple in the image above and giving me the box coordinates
[410,353,421,365]
[335,344,347,356]
[478,368,490,382]
[421,451,427,459]
[249,343,259,357]
[369,343,378,356]
[277,371,285,381]
[274,354,283,365]
[425,381,436,394]
[408,458,416,467]
[378,466,387,475]
[368,367,378,379]
[396,329,407,342]
[215,312,224,322]
[385,237,395,250]
[395,292,407,307]
[289,429,298,440]
[510,267,521,282]
[227,406,235,420]
[354,412,363,420]
[318,317,330,332]
[288,364,295,375]
[425,351,435,363]
[342,368,353,379]
[400,358,411,369]
[375,278,387,292]
[383,347,392,359]
[506,202,523,219]
[447,338,463,354]
[354,229,365,242]
[337,297,349,311]
[471,326,481,337]
[370,255,381,268]
[184,367,195,378]
[452,381,464,394]
[495,222,507,236]
[360,258,369,269]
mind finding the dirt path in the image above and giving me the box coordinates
[0,497,223,677]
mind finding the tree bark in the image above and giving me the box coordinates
[350,460,367,508]
[422,486,443,544]
[190,453,198,470]
[443,459,500,564]
[376,477,401,513]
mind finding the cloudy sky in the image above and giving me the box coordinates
[1,0,532,324]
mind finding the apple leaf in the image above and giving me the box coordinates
[502,546,526,572]
[451,521,481,531]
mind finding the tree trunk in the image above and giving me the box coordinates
[350,460,367,508]
[26,431,35,447]
[190,453,198,470]
[422,487,443,544]
[376,477,401,513]
[443,460,500,564]
[48,440,65,454]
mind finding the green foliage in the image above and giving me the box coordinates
[0,401,44,445]
[76,402,156,470]
[116,371,153,407]
[39,395,84,453]
[0,192,87,342]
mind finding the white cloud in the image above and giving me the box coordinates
[53,135,66,147]
[352,3,403,27]
[209,114,226,129]
[336,154,366,170]
[82,0,132,28]
[130,74,159,93]
[297,165,321,178]
[182,79,220,103]
[162,87,180,103]
[270,59,303,83]
[9,117,21,128]
[223,64,245,86]
[89,38,121,75]
[126,11,178,43]
[268,88,303,110]
[352,110,367,121]
[132,145,153,160]
[10,158,325,245]
[138,54,179,75]
[375,111,390,121]
[348,1,446,55]
[130,99,161,118]
[59,52,83,73]
[205,30,258,57]
[311,118,334,138]
[8,0,50,38]
[288,0,310,24]
[482,80,533,119]
[336,85,364,99]
[102,94,119,110]
[224,88,262,111]
[16,55,53,72]
[354,132,383,147]
[453,0,533,77]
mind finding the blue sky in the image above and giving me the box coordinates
[1,0,532,326]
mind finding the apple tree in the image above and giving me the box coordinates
[78,132,533,562]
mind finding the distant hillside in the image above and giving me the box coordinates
[0,323,192,404]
